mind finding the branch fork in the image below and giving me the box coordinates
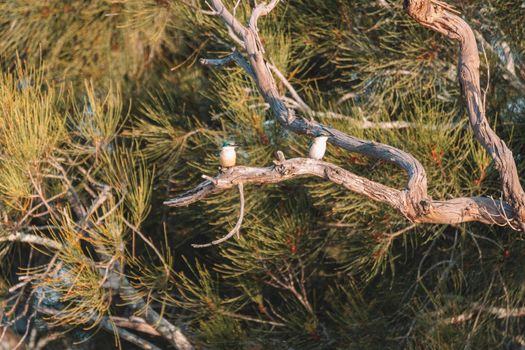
[171,0,525,236]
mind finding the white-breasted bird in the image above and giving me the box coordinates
[219,141,238,168]
[308,136,328,160]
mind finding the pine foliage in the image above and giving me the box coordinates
[0,1,524,349]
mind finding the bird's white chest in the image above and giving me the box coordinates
[220,147,236,167]
[309,141,327,160]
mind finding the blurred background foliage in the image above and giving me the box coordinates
[0,0,524,349]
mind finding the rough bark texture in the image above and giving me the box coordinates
[166,156,514,227]
[167,0,525,232]
[404,0,525,228]
[207,0,430,220]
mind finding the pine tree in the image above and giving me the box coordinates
[0,1,524,349]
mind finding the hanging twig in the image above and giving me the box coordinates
[191,183,245,248]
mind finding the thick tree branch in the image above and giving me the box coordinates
[178,0,525,231]
[165,156,514,227]
[404,0,525,228]
[206,0,430,220]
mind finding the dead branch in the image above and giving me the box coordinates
[2,231,194,350]
[200,50,256,79]
[268,63,438,130]
[205,0,431,220]
[0,232,63,251]
[191,183,245,248]
[119,279,194,350]
[99,318,162,350]
[166,155,515,227]
[169,0,525,232]
[0,327,26,350]
[37,307,162,350]
[443,304,525,325]
[404,0,525,228]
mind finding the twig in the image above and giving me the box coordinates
[443,304,525,325]
[268,63,311,112]
[100,318,162,350]
[0,232,63,251]
[192,183,245,248]
[37,307,162,350]
[200,51,256,79]
[220,310,285,327]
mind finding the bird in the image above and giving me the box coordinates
[219,141,238,168]
[308,136,328,160]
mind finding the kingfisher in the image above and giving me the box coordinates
[308,136,328,160]
[220,141,238,168]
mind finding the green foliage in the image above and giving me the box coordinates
[0,0,524,349]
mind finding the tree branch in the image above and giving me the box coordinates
[404,0,525,229]
[200,51,256,80]
[165,156,515,227]
[1,231,194,350]
[119,279,194,350]
[443,304,525,325]
[205,0,430,219]
[0,232,63,251]
[191,183,245,248]
[176,0,525,231]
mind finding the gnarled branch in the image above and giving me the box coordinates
[206,0,430,220]
[404,0,525,228]
[165,155,514,227]
[171,0,525,233]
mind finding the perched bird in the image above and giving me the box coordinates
[220,141,238,168]
[308,136,328,160]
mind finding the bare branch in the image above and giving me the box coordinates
[0,327,26,350]
[249,0,281,31]
[37,307,162,350]
[191,183,245,248]
[99,318,162,350]
[207,0,246,40]
[166,156,516,227]
[443,304,525,325]
[200,51,256,79]
[110,316,161,337]
[184,0,525,231]
[204,0,431,219]
[270,63,456,130]
[119,279,194,350]
[405,0,525,228]
[0,232,63,251]
[268,63,311,112]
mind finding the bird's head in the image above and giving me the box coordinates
[222,141,239,148]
